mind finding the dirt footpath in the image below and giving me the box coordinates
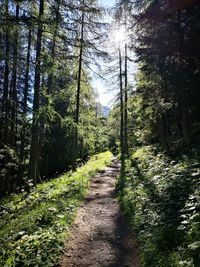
[61,159,140,267]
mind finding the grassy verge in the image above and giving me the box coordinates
[0,151,112,267]
[117,146,200,267]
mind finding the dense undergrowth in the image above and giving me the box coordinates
[118,146,200,267]
[0,151,112,267]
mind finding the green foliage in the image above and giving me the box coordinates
[40,68,109,178]
[107,106,120,154]
[118,146,200,267]
[117,1,200,149]
[0,145,20,196]
[0,0,108,196]
[0,151,112,266]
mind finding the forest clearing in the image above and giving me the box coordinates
[0,0,200,266]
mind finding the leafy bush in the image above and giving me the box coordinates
[118,146,200,267]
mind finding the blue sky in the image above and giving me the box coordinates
[92,0,137,107]
[92,0,116,107]
[101,0,116,8]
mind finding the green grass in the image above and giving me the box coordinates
[0,151,112,267]
[117,146,200,267]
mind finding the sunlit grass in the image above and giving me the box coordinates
[0,151,112,266]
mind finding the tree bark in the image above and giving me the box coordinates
[28,0,44,184]
[19,28,32,179]
[177,11,190,145]
[47,1,60,95]
[181,92,190,145]
[10,2,19,147]
[124,8,128,156]
[44,1,60,176]
[74,0,85,169]
[158,114,170,151]
[1,0,10,144]
[119,46,124,160]
[124,42,128,156]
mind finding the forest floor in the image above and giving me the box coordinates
[61,159,140,267]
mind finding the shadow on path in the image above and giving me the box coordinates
[61,159,139,267]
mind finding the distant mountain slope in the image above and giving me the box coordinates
[102,105,110,117]
[96,103,110,117]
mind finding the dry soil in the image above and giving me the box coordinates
[61,159,140,267]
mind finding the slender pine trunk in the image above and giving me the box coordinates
[177,11,190,145]
[181,92,190,145]
[124,42,128,156]
[74,0,85,169]
[47,1,60,95]
[2,0,10,144]
[28,0,44,184]
[119,46,124,160]
[44,1,60,176]
[124,8,128,156]
[19,28,32,179]
[10,2,19,148]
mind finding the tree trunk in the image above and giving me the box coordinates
[119,46,124,160]
[43,2,60,176]
[47,1,60,95]
[181,92,190,145]
[158,114,170,151]
[1,0,10,144]
[177,11,190,145]
[124,7,128,156]
[124,42,128,156]
[28,0,44,184]
[10,2,19,147]
[74,0,85,169]
[19,28,32,179]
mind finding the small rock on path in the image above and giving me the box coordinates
[61,159,140,267]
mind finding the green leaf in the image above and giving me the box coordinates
[188,241,200,251]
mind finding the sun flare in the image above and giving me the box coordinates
[112,26,126,45]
